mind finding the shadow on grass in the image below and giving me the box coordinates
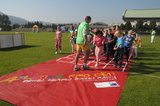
[0,45,39,51]
[129,52,160,75]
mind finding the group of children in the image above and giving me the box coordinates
[54,26,142,68]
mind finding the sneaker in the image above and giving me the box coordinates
[74,67,81,71]
[59,50,62,53]
[95,63,99,67]
[82,65,90,70]
[55,51,58,54]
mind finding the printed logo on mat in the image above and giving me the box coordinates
[94,81,120,88]
[0,72,117,83]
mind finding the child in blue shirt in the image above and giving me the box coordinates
[124,30,134,62]
[113,30,124,68]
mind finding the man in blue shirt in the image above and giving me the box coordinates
[113,30,124,68]
[124,30,134,62]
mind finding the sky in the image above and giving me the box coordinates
[1,0,160,24]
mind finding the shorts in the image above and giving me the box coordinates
[76,44,90,51]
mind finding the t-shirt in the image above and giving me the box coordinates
[132,38,139,46]
[151,30,156,36]
[69,30,74,32]
[56,31,62,39]
[106,34,114,45]
[94,36,108,47]
[76,22,89,44]
[124,35,134,47]
[116,37,124,48]
[69,30,75,39]
[113,36,117,45]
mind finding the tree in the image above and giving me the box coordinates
[125,21,132,30]
[34,21,43,28]
[12,23,20,29]
[143,23,149,32]
[156,25,160,34]
[39,22,43,28]
[149,21,156,30]
[136,20,143,31]
[119,24,125,30]
[0,14,11,31]
[51,23,57,30]
[23,21,43,28]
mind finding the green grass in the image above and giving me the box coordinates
[118,35,160,106]
[0,32,71,75]
[0,32,160,106]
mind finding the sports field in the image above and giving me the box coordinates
[0,32,160,106]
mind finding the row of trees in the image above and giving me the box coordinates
[23,22,43,28]
[13,22,69,30]
[119,20,160,33]
[0,14,61,31]
[1,14,160,34]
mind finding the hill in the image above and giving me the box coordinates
[0,11,28,25]
[0,11,53,25]
[0,12,107,26]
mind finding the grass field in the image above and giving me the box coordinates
[0,32,160,106]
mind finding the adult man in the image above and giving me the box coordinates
[74,16,91,71]
[151,28,156,43]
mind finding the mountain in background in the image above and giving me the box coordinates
[0,11,53,25]
[0,11,107,26]
[0,11,29,25]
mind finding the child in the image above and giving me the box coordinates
[131,33,139,59]
[138,37,142,47]
[87,28,94,55]
[55,27,62,54]
[94,30,108,67]
[113,30,124,68]
[105,29,114,61]
[68,25,76,52]
[124,30,134,62]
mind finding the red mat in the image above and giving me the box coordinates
[0,54,132,106]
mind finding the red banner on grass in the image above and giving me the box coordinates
[0,54,132,106]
